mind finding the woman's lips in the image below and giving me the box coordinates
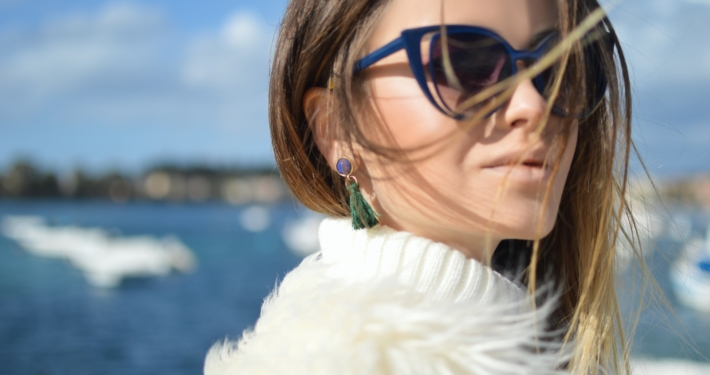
[480,146,553,182]
[482,162,551,182]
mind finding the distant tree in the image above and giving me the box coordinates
[1,160,60,198]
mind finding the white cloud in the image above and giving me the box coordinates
[182,11,274,91]
[0,3,274,113]
[0,3,167,101]
[223,12,263,49]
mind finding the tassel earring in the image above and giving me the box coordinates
[336,157,380,230]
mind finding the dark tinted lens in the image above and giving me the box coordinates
[538,34,608,118]
[429,32,512,117]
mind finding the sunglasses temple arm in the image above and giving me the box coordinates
[353,38,407,73]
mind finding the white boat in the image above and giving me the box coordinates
[615,196,668,273]
[282,212,325,257]
[669,224,710,313]
[0,216,196,288]
[632,358,710,375]
[239,206,271,232]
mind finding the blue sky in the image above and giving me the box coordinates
[609,0,710,177]
[0,0,709,176]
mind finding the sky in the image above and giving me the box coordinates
[609,0,710,177]
[0,0,709,176]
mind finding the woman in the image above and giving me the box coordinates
[206,0,638,373]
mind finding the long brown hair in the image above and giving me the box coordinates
[270,0,640,373]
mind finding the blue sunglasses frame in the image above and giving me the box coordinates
[353,25,610,120]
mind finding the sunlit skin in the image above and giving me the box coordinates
[308,0,578,262]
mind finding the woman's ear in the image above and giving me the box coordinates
[303,87,349,170]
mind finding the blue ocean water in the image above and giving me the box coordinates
[0,200,303,375]
[0,200,709,374]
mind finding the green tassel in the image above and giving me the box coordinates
[347,180,379,230]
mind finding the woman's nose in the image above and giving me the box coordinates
[499,67,548,131]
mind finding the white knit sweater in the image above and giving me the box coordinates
[204,218,570,375]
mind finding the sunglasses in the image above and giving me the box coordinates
[353,25,612,120]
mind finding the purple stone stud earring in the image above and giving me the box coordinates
[336,158,354,177]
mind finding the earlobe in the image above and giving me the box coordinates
[303,87,350,170]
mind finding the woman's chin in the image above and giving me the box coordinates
[488,211,558,240]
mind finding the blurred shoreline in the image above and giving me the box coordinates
[0,159,289,205]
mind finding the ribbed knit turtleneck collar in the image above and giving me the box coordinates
[318,218,525,304]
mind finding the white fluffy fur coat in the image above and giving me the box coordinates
[204,218,570,375]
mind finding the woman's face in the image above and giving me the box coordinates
[358,0,578,260]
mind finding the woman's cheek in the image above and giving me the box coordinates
[370,76,456,148]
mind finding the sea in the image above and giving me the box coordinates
[0,200,709,375]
